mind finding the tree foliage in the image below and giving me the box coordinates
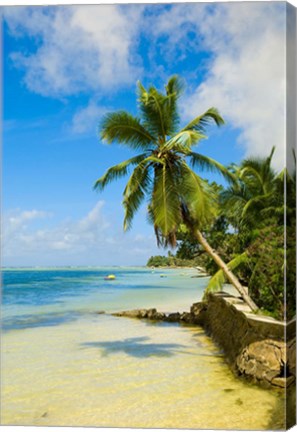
[94,75,295,320]
[95,75,229,249]
[201,149,295,320]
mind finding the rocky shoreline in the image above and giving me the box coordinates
[110,292,296,389]
[112,308,195,323]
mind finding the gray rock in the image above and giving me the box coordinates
[190,302,208,325]
[271,376,295,388]
[165,312,181,322]
[288,338,296,377]
[153,312,166,320]
[180,312,193,323]
[146,308,157,319]
[190,302,207,315]
[112,308,165,321]
[236,339,287,383]
[112,309,146,318]
[138,309,149,318]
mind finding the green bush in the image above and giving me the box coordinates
[248,225,295,320]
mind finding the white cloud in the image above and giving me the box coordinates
[4,5,144,97]
[3,209,52,239]
[2,202,160,266]
[150,3,286,169]
[71,100,107,134]
[4,3,288,169]
[191,3,286,170]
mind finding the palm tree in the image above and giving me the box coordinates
[221,147,277,231]
[94,76,257,310]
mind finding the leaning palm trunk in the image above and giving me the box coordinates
[193,229,258,311]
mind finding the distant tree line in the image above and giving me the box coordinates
[146,252,196,268]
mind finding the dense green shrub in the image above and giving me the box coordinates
[248,225,295,320]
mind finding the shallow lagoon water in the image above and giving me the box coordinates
[1,268,284,429]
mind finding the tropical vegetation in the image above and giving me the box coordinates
[94,75,295,320]
[174,149,296,320]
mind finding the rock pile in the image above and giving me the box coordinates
[112,308,181,322]
[112,304,208,324]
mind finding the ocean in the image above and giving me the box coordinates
[1,267,284,429]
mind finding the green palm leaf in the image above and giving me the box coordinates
[240,165,263,183]
[100,111,155,149]
[165,75,185,98]
[151,163,182,241]
[189,152,235,182]
[205,252,249,294]
[179,162,217,228]
[241,192,274,219]
[123,160,152,231]
[138,79,185,141]
[94,153,149,191]
[182,107,224,133]
[138,82,167,141]
[163,130,206,153]
[240,149,276,194]
[164,75,184,135]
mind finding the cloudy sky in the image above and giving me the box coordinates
[2,2,288,267]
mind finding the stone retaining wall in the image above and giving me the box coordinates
[199,292,296,388]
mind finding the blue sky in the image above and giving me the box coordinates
[2,3,287,266]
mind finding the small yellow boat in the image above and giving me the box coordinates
[104,274,116,280]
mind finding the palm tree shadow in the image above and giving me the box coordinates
[81,336,187,358]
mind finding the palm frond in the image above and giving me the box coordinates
[151,163,182,243]
[260,205,286,218]
[239,165,264,186]
[189,152,235,183]
[164,75,184,134]
[165,75,185,98]
[179,162,217,228]
[240,151,276,194]
[100,111,155,149]
[146,205,163,247]
[204,268,226,294]
[123,161,152,231]
[94,153,148,191]
[138,77,184,140]
[221,180,250,204]
[205,252,249,294]
[276,168,286,183]
[267,146,276,165]
[137,82,167,140]
[163,130,206,153]
[182,107,224,133]
[241,192,274,219]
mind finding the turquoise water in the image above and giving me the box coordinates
[1,267,284,429]
[2,267,207,331]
